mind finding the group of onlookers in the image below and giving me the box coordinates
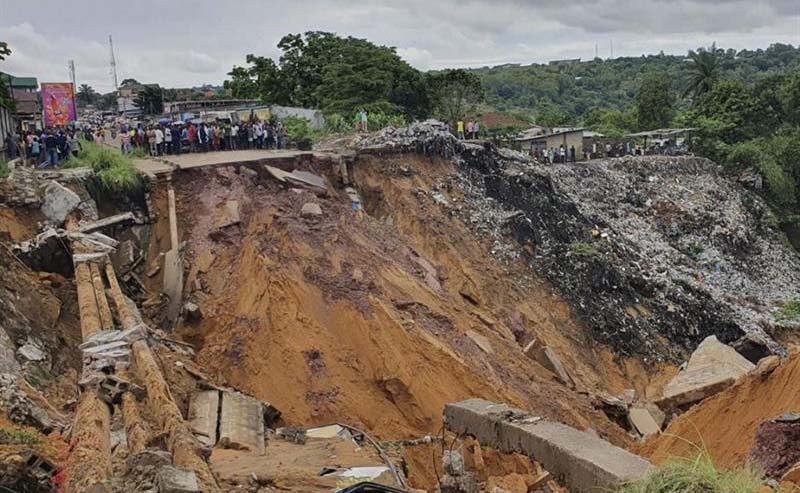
[454,119,482,140]
[119,120,289,156]
[4,128,96,168]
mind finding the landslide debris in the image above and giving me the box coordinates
[358,121,800,362]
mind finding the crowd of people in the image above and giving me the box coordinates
[119,119,289,156]
[4,127,103,168]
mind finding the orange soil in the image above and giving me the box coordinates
[639,351,800,468]
[164,155,672,447]
[0,206,41,241]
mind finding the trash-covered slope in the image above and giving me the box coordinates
[358,122,800,363]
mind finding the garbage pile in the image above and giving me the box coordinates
[356,119,463,158]
[364,124,800,362]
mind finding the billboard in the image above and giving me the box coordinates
[41,82,77,127]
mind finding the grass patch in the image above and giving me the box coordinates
[0,158,9,179]
[0,427,40,446]
[569,241,601,258]
[777,299,800,321]
[65,141,144,194]
[617,453,764,493]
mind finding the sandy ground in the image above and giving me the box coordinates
[639,351,800,467]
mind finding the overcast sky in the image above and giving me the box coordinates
[1,0,798,93]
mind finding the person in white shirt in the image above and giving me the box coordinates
[230,124,239,150]
[163,125,172,155]
[154,127,164,156]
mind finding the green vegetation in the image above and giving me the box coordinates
[0,427,40,446]
[569,242,601,258]
[226,31,430,120]
[777,299,800,321]
[427,69,483,124]
[65,141,144,194]
[0,159,9,179]
[617,453,763,493]
[134,85,165,115]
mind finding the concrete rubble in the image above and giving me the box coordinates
[444,398,653,493]
[523,340,573,387]
[40,180,81,225]
[218,390,266,455]
[300,201,323,216]
[658,335,754,409]
[156,465,200,493]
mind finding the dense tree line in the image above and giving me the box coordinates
[225,32,482,124]
[470,43,800,125]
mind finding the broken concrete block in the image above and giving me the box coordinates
[443,450,465,476]
[300,202,322,216]
[156,465,200,493]
[213,200,240,230]
[440,473,478,493]
[17,343,46,362]
[658,335,755,408]
[40,181,81,225]
[526,345,573,387]
[163,248,184,323]
[219,391,265,455]
[628,407,660,437]
[110,240,138,274]
[444,399,653,493]
[188,391,219,447]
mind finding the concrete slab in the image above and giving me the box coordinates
[41,181,81,225]
[189,391,220,447]
[219,391,265,455]
[658,335,754,408]
[163,248,184,323]
[628,407,660,437]
[444,399,652,493]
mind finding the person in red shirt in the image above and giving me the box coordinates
[187,124,197,152]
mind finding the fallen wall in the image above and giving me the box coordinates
[444,398,652,493]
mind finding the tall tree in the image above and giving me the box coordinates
[225,32,430,119]
[425,69,482,125]
[684,44,721,100]
[0,41,12,110]
[134,85,164,115]
[636,72,675,130]
[76,84,98,106]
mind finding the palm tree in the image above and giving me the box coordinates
[77,84,97,106]
[683,43,720,101]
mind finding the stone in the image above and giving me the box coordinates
[218,391,265,455]
[628,407,661,437]
[443,450,465,476]
[525,345,573,387]
[40,181,81,225]
[658,335,755,409]
[754,355,781,377]
[444,399,653,493]
[300,202,322,216]
[188,391,219,447]
[156,465,200,493]
[213,200,240,230]
[466,330,493,354]
[111,240,138,273]
[17,343,46,362]
[183,302,202,321]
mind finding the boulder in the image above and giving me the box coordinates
[658,335,754,409]
[156,465,199,493]
[300,202,322,216]
[40,181,81,225]
[525,343,573,387]
[17,343,46,362]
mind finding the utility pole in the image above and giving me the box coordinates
[68,59,77,115]
[595,43,599,59]
[610,39,614,60]
[109,35,119,90]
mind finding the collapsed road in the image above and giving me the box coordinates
[0,121,799,492]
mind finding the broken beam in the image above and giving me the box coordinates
[76,212,136,234]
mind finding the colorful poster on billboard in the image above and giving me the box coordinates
[41,83,77,127]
